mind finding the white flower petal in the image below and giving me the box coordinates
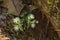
[14,25,19,31]
[36,21,39,23]
[29,14,35,19]
[31,24,35,28]
[13,17,20,23]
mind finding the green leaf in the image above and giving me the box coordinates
[19,26,24,31]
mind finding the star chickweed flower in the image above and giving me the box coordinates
[13,17,20,23]
[14,25,19,31]
[36,21,39,24]
[29,14,35,19]
[31,23,36,28]
[13,17,24,31]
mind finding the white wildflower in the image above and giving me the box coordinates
[14,25,19,31]
[13,17,20,23]
[31,23,36,28]
[36,21,39,23]
[29,14,35,19]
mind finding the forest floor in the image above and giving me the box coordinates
[0,28,10,40]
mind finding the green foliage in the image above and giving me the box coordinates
[12,12,37,32]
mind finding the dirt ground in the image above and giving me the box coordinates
[0,28,10,40]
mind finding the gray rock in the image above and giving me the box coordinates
[0,15,6,20]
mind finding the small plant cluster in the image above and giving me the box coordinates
[5,12,38,32]
[12,13,38,32]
